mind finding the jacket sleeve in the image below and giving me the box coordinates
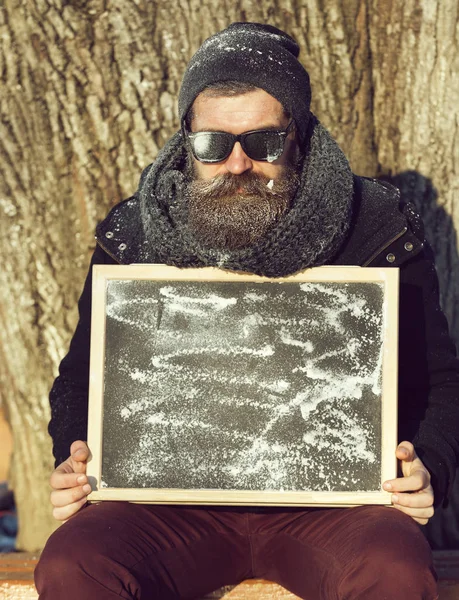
[48,243,117,468]
[398,242,459,506]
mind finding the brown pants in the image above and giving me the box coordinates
[35,502,438,599]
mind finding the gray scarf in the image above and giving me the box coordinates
[139,115,354,277]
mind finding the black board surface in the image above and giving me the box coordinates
[99,278,386,493]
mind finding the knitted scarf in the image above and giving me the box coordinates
[139,115,354,278]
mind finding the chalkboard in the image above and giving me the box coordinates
[87,265,398,506]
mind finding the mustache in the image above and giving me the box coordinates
[188,170,298,201]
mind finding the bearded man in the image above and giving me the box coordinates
[35,22,459,600]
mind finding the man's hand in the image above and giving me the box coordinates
[383,441,434,525]
[50,441,92,521]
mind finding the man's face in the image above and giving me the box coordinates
[185,89,301,251]
[190,88,298,180]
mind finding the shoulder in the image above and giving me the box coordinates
[94,162,160,264]
[335,176,425,267]
[95,194,147,264]
[356,176,424,238]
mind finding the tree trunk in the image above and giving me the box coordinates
[1,0,458,551]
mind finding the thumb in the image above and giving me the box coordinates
[396,441,415,462]
[69,441,90,474]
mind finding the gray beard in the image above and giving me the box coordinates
[185,165,300,250]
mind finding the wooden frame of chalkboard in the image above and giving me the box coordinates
[87,265,398,507]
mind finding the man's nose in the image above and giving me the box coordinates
[224,141,253,175]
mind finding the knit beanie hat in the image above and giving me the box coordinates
[178,22,312,145]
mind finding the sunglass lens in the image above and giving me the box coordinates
[191,132,233,163]
[244,132,282,162]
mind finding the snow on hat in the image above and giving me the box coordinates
[178,22,312,144]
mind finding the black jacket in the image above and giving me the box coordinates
[49,174,459,506]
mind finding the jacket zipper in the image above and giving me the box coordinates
[95,237,123,264]
[362,227,408,267]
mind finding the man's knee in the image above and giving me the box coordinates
[34,510,143,599]
[35,519,106,590]
[339,506,437,599]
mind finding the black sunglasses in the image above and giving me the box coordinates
[183,120,295,164]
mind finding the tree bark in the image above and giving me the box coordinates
[1,0,458,550]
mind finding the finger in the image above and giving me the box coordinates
[52,497,88,522]
[50,471,88,490]
[391,503,434,524]
[50,484,92,508]
[384,469,430,493]
[392,489,434,509]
